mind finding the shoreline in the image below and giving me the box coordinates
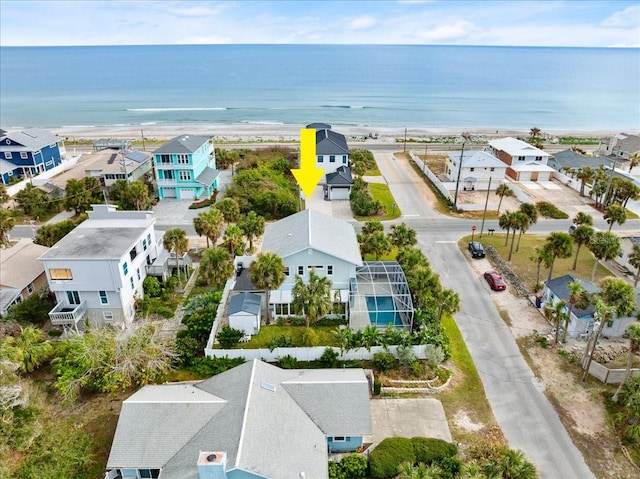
[48,123,635,143]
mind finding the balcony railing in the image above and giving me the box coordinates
[49,300,87,325]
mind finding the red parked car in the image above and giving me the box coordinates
[484,271,507,291]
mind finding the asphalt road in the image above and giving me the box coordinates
[374,150,596,479]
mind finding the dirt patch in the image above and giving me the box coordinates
[453,411,484,432]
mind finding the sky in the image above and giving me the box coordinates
[1,0,639,48]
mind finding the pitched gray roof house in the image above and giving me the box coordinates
[228,292,261,316]
[0,128,63,151]
[548,149,611,172]
[544,274,600,318]
[306,123,349,156]
[261,209,362,266]
[326,165,353,186]
[107,359,371,479]
[153,135,212,154]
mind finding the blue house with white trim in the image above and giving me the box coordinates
[0,129,66,184]
[153,135,219,200]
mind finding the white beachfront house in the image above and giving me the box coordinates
[445,149,508,191]
[307,123,350,175]
[39,205,163,331]
[488,137,554,182]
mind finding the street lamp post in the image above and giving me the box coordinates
[479,176,492,238]
[452,135,470,211]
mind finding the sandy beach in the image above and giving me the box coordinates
[52,123,633,143]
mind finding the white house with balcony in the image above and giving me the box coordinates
[488,137,554,182]
[39,205,162,331]
[445,149,508,191]
[307,123,350,175]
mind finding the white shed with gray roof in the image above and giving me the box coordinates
[227,291,261,336]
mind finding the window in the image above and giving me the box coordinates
[308,265,323,271]
[470,167,475,172]
[329,155,336,163]
[298,266,304,275]
[130,277,135,289]
[535,156,542,162]
[129,247,138,261]
[137,268,141,280]
[490,167,495,172]
[147,233,152,247]
[67,291,80,305]
[103,311,114,321]
[49,268,72,280]
[518,156,525,161]
[27,282,34,294]
[177,154,189,164]
[4,152,11,159]
[50,143,56,148]
[45,160,53,166]
[142,238,147,251]
[120,469,137,478]
[283,266,290,276]
[99,291,108,304]
[159,154,171,164]
[163,170,174,180]
[342,155,347,164]
[20,152,28,159]
[327,265,333,275]
[317,155,323,163]
[333,436,346,442]
[34,150,40,156]
[123,262,129,275]
[275,303,290,315]
[179,171,191,181]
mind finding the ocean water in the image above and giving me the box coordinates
[1,44,639,131]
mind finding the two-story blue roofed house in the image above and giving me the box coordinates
[153,135,219,200]
[307,123,350,175]
[0,128,66,184]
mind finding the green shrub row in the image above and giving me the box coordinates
[369,437,458,478]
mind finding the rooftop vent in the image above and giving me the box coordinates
[260,381,276,392]
[206,454,217,462]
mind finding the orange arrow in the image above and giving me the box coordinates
[292,128,325,199]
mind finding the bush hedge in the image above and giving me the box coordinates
[411,436,458,465]
[369,437,415,478]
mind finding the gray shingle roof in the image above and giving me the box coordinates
[261,209,362,266]
[314,128,349,155]
[108,359,370,478]
[0,128,62,151]
[451,150,507,168]
[195,166,220,186]
[326,165,353,186]
[545,274,600,317]
[153,135,211,154]
[548,149,611,171]
[228,292,261,315]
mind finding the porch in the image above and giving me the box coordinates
[49,299,87,327]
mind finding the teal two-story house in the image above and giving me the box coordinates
[153,135,219,200]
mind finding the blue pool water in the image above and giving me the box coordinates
[366,296,403,327]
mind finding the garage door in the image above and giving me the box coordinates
[519,171,531,181]
[181,188,195,200]
[163,187,176,198]
[330,187,351,200]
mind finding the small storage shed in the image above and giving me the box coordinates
[228,292,262,337]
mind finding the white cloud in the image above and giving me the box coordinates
[348,15,377,30]
[602,5,640,28]
[415,20,477,41]
[168,6,225,17]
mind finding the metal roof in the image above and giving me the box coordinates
[228,292,261,315]
[0,129,62,151]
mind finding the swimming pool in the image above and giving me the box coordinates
[365,296,403,327]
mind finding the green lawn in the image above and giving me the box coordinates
[354,183,402,221]
[234,325,340,348]
[364,167,382,176]
[363,246,398,261]
[461,232,613,289]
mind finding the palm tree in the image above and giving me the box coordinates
[360,325,382,351]
[629,244,640,287]
[193,208,224,248]
[359,231,392,260]
[544,232,573,281]
[499,210,515,246]
[519,202,538,226]
[495,183,514,214]
[544,300,567,344]
[628,152,640,173]
[163,227,189,284]
[563,280,590,343]
[603,203,627,231]
[249,252,285,325]
[291,269,332,328]
[214,197,241,224]
[396,246,429,272]
[0,209,16,247]
[199,247,234,289]
[238,211,265,251]
[436,288,460,330]
[529,127,541,138]
[511,210,530,256]
[571,224,594,270]
[223,223,245,254]
[484,447,538,479]
[582,279,637,382]
[588,231,621,281]
[408,266,440,310]
[576,166,594,197]
[389,222,417,248]
[333,327,353,355]
[0,326,54,373]
[572,211,593,227]
[613,323,640,402]
[124,180,151,210]
[530,246,553,290]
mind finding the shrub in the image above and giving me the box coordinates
[268,334,294,351]
[175,334,202,366]
[187,356,245,378]
[5,290,55,324]
[373,379,382,395]
[369,437,416,478]
[328,461,346,479]
[278,355,298,369]
[302,328,320,346]
[143,276,162,298]
[438,456,463,479]
[411,437,458,465]
[339,454,368,478]
[535,201,568,219]
[319,347,339,368]
[48,328,63,338]
[216,326,245,348]
[411,360,424,377]
[372,351,396,373]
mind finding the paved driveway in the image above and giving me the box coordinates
[369,398,452,446]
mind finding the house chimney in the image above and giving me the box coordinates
[197,451,226,479]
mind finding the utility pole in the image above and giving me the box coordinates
[403,127,407,152]
[479,177,492,238]
[453,133,471,212]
